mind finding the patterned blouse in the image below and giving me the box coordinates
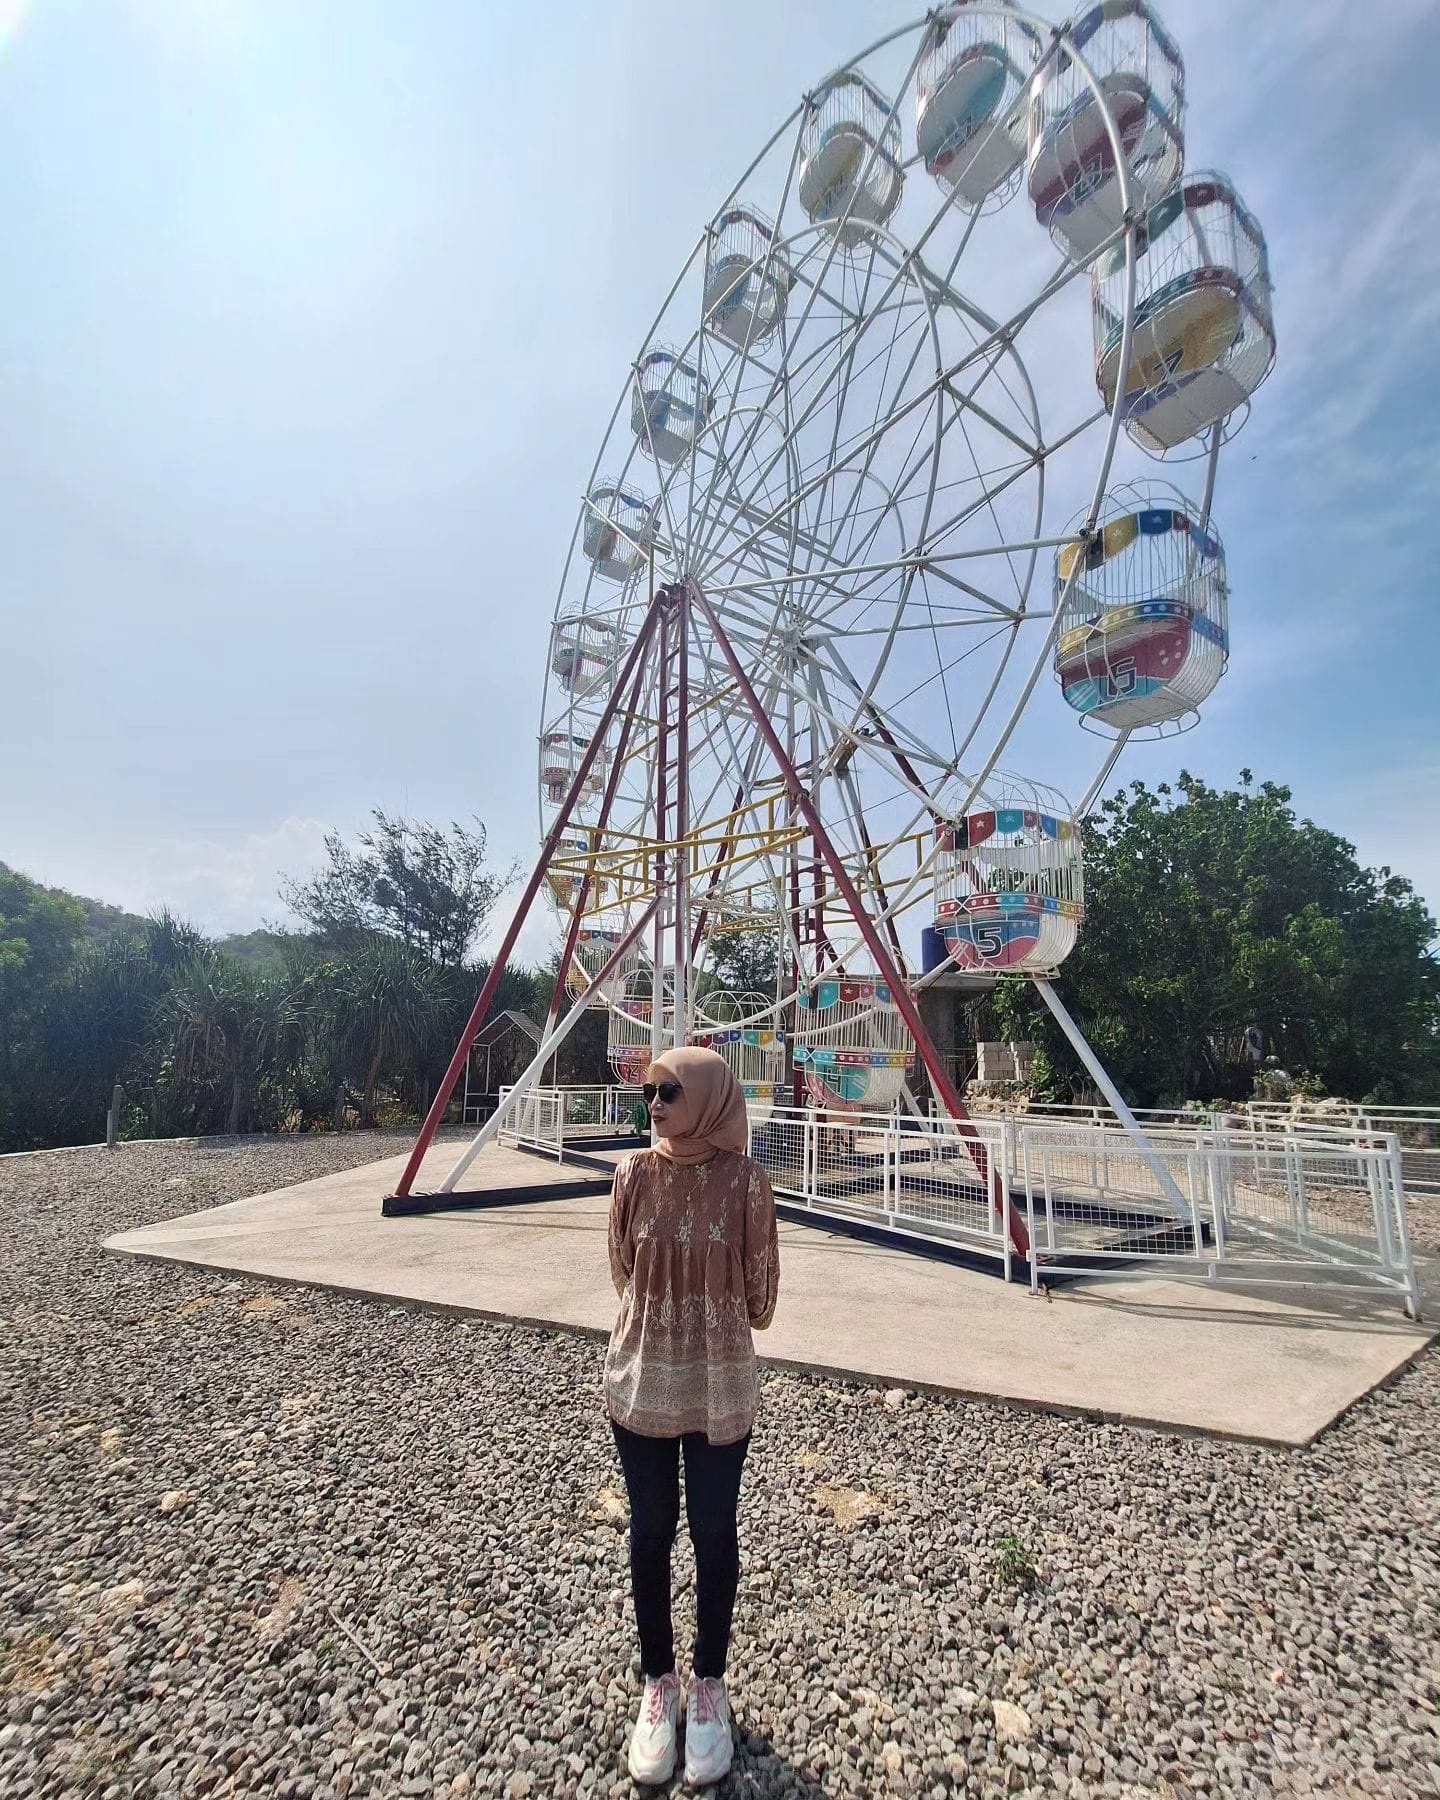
[604,1147,781,1445]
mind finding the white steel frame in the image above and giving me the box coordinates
[537,5,1162,1066]
[394,10,1295,1325]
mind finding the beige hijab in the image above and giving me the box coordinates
[647,1046,749,1166]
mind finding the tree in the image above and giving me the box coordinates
[327,939,447,1125]
[0,865,87,1003]
[280,811,514,967]
[158,952,305,1135]
[0,868,89,1147]
[994,774,1440,1106]
[0,860,148,949]
[704,926,784,1000]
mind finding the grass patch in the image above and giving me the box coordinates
[993,1535,1040,1592]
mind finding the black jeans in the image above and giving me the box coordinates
[609,1417,752,1681]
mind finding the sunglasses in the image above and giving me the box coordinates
[642,1081,683,1105]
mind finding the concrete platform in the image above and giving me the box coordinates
[104,1143,1435,1447]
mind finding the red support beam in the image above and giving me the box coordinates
[674,594,689,996]
[542,654,650,1060]
[388,592,667,1202]
[688,581,1027,1258]
[651,598,672,1050]
[862,704,945,825]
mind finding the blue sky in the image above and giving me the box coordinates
[4,0,1438,963]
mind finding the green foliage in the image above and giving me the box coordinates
[0,864,87,996]
[280,810,515,968]
[995,774,1439,1107]
[157,951,307,1135]
[705,926,784,1000]
[0,817,544,1150]
[1024,1045,1065,1105]
[215,928,292,969]
[1,867,92,1146]
[0,860,147,949]
[993,1535,1040,1592]
[6,776,1436,1145]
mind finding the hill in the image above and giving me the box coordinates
[214,928,293,967]
[0,860,149,947]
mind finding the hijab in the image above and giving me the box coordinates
[646,1045,749,1166]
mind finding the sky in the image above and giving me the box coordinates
[4,0,1439,967]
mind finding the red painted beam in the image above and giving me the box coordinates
[689,581,1027,1258]
[388,593,667,1202]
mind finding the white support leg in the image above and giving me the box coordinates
[898,1080,928,1124]
[1031,977,1190,1220]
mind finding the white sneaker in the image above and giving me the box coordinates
[683,1675,733,1787]
[628,1670,680,1786]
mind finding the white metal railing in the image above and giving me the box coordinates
[1017,1121,1420,1315]
[496,1086,566,1160]
[748,1103,1421,1316]
[935,1098,1220,1131]
[1241,1101,1440,1198]
[496,1084,641,1151]
[488,1089,1422,1315]
[554,1085,643,1134]
[748,1104,1020,1276]
[940,1097,1440,1200]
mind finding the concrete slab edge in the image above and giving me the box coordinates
[100,1237,1434,1451]
[1297,1328,1439,1448]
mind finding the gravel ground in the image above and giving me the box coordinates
[2,1134,1437,1800]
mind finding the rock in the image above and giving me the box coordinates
[992,1700,1032,1745]
[99,1578,146,1612]
[4,1131,1438,1800]
[588,1488,628,1527]
[158,1489,193,1514]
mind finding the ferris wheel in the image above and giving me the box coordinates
[390,0,1275,1210]
[536,0,1273,1108]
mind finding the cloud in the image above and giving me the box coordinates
[143,816,565,968]
[122,816,331,937]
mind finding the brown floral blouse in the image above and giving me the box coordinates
[604,1147,781,1444]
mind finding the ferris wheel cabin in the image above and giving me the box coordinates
[798,72,904,247]
[933,785,1084,976]
[793,976,915,1113]
[539,730,608,808]
[1053,488,1227,733]
[692,991,786,1123]
[566,921,637,1009]
[581,479,657,583]
[631,350,713,464]
[1093,173,1276,454]
[704,209,794,351]
[545,832,592,908]
[607,971,675,1087]
[1027,0,1184,263]
[916,2,1040,210]
[550,611,622,694]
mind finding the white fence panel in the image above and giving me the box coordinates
[501,1088,1423,1315]
[495,1085,565,1159]
[1018,1122,1419,1314]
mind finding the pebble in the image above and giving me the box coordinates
[1,1133,1437,1800]
[992,1699,1031,1744]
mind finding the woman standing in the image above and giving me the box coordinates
[604,1046,781,1788]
